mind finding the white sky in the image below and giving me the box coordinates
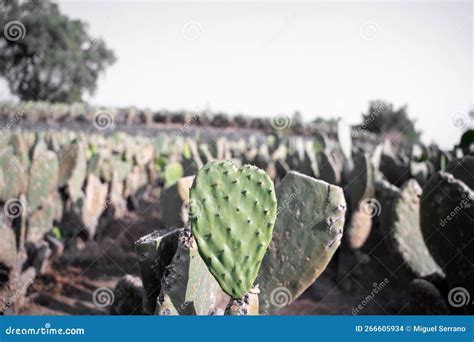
[2,0,473,148]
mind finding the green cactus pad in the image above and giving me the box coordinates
[190,160,277,299]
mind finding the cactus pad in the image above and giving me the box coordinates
[257,171,346,314]
[190,160,277,299]
[390,179,444,278]
[157,229,224,315]
[421,172,474,295]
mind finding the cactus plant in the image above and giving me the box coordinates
[446,156,473,188]
[10,133,30,170]
[389,179,444,278]
[58,141,87,200]
[190,160,277,299]
[420,172,474,297]
[400,278,450,315]
[160,176,194,229]
[156,229,226,315]
[27,150,59,212]
[0,224,17,276]
[257,171,346,314]
[375,179,400,235]
[225,286,260,315]
[163,162,184,188]
[0,147,28,201]
[316,150,341,185]
[135,228,181,313]
[345,151,375,207]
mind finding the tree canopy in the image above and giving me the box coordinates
[359,100,420,145]
[0,0,116,103]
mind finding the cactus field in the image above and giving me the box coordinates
[0,101,472,316]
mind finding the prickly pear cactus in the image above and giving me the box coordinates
[446,156,473,188]
[0,224,17,274]
[337,119,353,171]
[135,228,181,313]
[400,278,450,315]
[316,150,341,185]
[375,179,400,238]
[26,200,57,244]
[390,179,443,278]
[345,152,375,207]
[157,229,225,315]
[224,286,260,315]
[10,133,30,170]
[190,161,277,299]
[58,141,87,199]
[160,176,194,229]
[257,171,346,314]
[0,147,28,201]
[420,172,474,296]
[27,150,59,211]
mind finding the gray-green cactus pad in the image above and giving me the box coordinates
[190,160,277,299]
[257,171,346,314]
[390,179,444,278]
[156,229,225,315]
[27,150,59,211]
[420,172,473,292]
[160,176,194,229]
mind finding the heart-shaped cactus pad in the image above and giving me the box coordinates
[190,160,277,299]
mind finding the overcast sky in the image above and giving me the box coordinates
[2,1,472,148]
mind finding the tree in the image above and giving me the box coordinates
[358,100,420,145]
[0,0,116,103]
